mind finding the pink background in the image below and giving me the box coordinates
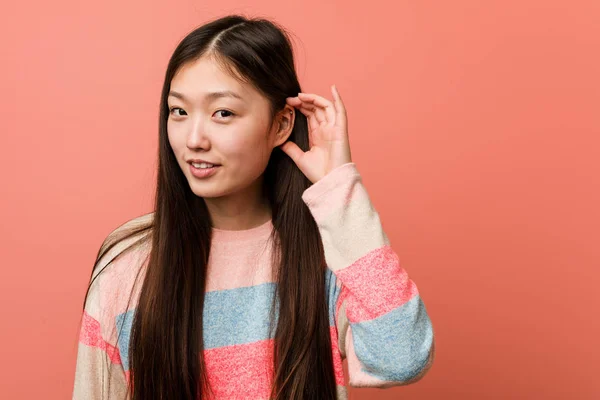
[1,1,598,399]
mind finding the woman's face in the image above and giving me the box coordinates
[167,55,291,200]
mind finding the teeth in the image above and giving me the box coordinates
[192,162,215,169]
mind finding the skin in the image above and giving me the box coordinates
[168,54,352,231]
[167,55,295,231]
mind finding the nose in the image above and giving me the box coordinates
[186,118,211,150]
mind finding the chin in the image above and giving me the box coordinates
[187,181,228,199]
[189,186,220,199]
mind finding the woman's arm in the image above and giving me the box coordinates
[72,246,131,399]
[304,162,435,387]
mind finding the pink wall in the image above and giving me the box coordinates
[2,1,598,398]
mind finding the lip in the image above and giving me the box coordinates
[187,159,221,166]
[189,163,220,179]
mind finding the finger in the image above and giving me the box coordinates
[293,99,325,124]
[302,106,320,132]
[331,85,347,128]
[297,99,327,125]
[330,85,340,114]
[286,97,302,106]
[296,105,319,131]
[312,105,327,125]
[297,93,335,123]
[297,92,332,108]
[297,92,335,124]
[289,97,318,114]
[295,104,314,117]
[280,140,305,165]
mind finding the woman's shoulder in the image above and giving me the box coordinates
[94,212,153,272]
[100,211,153,257]
[87,212,154,313]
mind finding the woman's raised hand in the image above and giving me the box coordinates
[281,85,353,184]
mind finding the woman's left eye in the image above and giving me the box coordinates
[214,109,235,119]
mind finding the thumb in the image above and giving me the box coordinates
[280,141,305,167]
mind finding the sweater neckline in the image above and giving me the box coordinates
[211,218,274,243]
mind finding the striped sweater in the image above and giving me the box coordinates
[72,162,435,399]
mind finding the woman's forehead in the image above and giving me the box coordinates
[170,57,257,102]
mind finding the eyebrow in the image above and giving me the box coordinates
[168,90,244,102]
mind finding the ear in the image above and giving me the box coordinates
[273,106,295,148]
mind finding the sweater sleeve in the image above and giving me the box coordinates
[302,162,435,387]
[72,260,130,399]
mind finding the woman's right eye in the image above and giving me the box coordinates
[169,107,187,116]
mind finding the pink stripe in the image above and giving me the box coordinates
[335,284,350,320]
[204,334,345,396]
[334,245,419,322]
[329,326,345,385]
[79,311,122,364]
[80,317,344,393]
[204,339,275,398]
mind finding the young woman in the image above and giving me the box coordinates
[72,14,435,400]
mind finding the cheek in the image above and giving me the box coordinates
[166,124,184,156]
[227,133,269,163]
[231,142,272,180]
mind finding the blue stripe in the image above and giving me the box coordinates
[325,267,342,326]
[114,271,339,371]
[203,282,278,349]
[115,310,134,371]
[349,294,433,382]
[114,284,279,369]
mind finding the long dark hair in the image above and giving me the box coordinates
[82,14,338,399]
